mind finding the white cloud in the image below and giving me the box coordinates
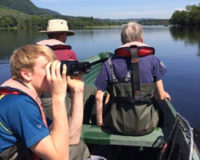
[174,7,186,11]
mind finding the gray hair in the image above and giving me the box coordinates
[121,22,143,44]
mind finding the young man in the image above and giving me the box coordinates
[0,45,71,160]
[95,22,171,135]
[36,19,78,60]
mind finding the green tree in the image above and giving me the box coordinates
[170,10,189,26]
[0,15,18,28]
[170,4,200,27]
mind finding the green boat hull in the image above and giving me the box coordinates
[81,52,200,160]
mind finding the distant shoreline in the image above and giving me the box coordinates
[0,24,172,30]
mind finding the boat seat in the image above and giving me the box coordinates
[81,124,164,148]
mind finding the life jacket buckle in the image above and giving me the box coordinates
[131,58,139,63]
[135,90,141,95]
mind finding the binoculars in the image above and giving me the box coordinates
[60,60,91,76]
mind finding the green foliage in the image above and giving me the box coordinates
[0,5,27,17]
[0,0,170,30]
[0,0,59,16]
[138,19,169,25]
[67,17,120,28]
[18,16,51,30]
[170,4,200,27]
[0,15,17,28]
[0,0,121,29]
[170,26,200,45]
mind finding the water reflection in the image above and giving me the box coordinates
[0,28,121,61]
[0,30,46,60]
[170,27,200,56]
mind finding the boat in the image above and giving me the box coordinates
[80,52,200,160]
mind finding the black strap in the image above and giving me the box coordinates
[130,46,141,101]
[110,96,153,104]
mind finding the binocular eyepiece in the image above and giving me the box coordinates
[60,60,91,76]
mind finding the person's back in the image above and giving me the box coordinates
[95,22,170,136]
[36,19,78,60]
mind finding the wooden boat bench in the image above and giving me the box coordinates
[81,124,164,148]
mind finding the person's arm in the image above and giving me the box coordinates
[95,89,105,126]
[94,62,109,126]
[67,75,84,145]
[31,61,69,160]
[156,79,171,101]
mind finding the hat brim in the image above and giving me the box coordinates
[40,30,75,36]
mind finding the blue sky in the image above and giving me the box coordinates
[30,0,199,19]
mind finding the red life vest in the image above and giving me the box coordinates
[48,44,78,61]
[115,45,155,57]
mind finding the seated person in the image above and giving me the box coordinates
[37,19,96,124]
[0,45,69,160]
[38,19,98,160]
[36,19,77,60]
[95,22,171,136]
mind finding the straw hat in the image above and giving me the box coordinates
[40,19,74,36]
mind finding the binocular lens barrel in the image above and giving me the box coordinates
[60,60,91,76]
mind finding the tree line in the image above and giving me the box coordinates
[170,4,200,27]
[0,15,170,30]
[138,19,169,26]
[0,15,122,30]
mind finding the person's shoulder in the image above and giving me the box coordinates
[145,55,167,69]
[140,55,159,62]
[3,93,33,102]
[110,55,130,62]
[141,54,157,59]
[36,39,64,46]
[6,94,38,111]
[146,55,163,64]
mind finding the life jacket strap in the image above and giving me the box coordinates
[107,58,131,83]
[130,45,141,101]
[0,88,19,95]
[107,58,118,83]
[110,96,153,104]
[0,89,20,134]
[47,44,71,50]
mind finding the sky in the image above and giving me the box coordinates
[30,0,199,19]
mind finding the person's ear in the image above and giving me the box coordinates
[62,33,67,42]
[20,68,32,81]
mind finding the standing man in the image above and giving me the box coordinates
[0,45,69,160]
[37,19,78,60]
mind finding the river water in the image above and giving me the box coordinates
[0,26,200,129]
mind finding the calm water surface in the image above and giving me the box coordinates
[0,26,200,129]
